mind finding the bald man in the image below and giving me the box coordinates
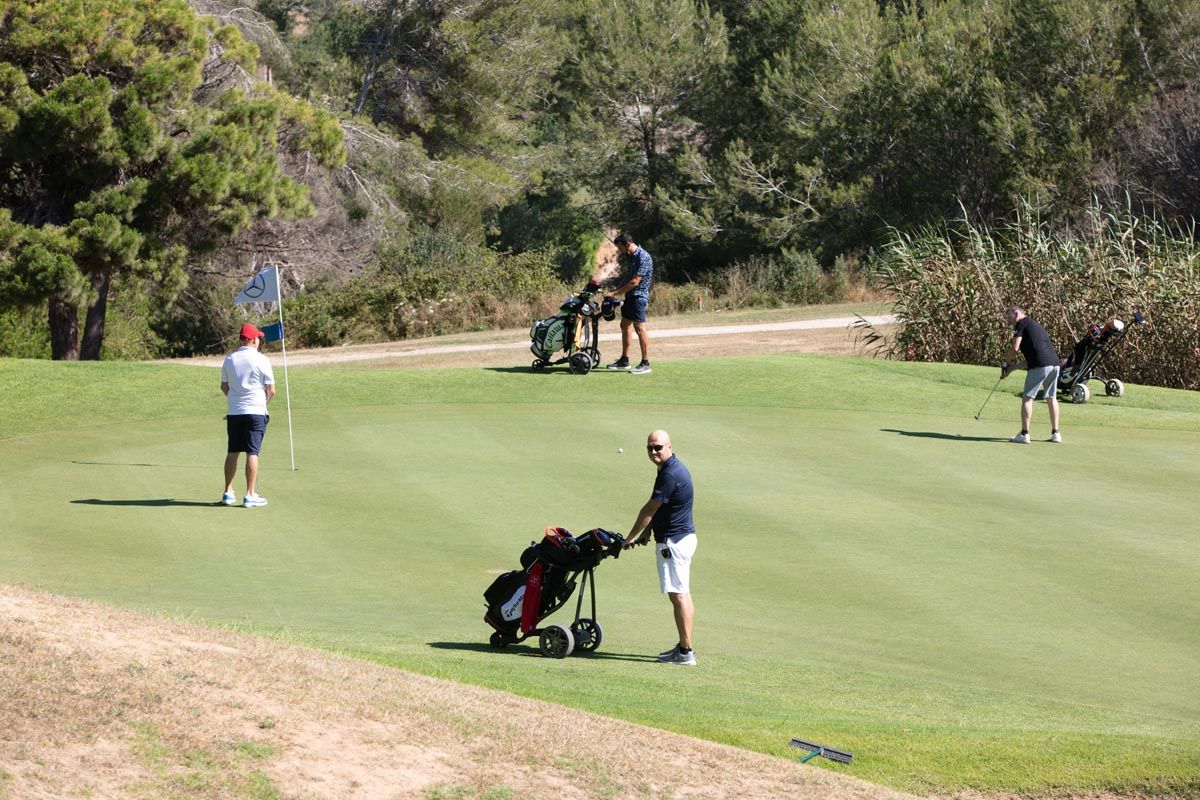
[622,429,698,665]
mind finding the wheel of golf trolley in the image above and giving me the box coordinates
[569,618,603,652]
[1105,379,1124,397]
[531,359,548,370]
[489,631,508,649]
[538,624,576,659]
[1071,383,1091,404]
[568,352,592,375]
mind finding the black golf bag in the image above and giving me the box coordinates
[529,281,620,374]
[483,526,624,658]
[1057,310,1149,403]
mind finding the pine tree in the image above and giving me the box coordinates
[0,0,344,359]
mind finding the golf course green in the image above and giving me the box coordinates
[2,354,1198,796]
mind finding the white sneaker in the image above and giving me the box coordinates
[664,648,696,666]
[1010,432,1030,444]
[219,491,236,506]
[1049,431,1062,443]
[243,493,268,508]
[631,361,652,375]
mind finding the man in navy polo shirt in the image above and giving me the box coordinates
[604,232,654,374]
[1002,306,1062,444]
[622,429,697,665]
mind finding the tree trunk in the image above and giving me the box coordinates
[80,271,110,361]
[353,1,399,117]
[353,57,380,117]
[48,296,80,361]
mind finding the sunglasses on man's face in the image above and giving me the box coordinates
[646,444,667,452]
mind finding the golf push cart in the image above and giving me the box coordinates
[483,526,624,658]
[528,281,621,374]
[1057,310,1149,403]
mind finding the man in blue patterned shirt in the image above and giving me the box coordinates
[605,232,654,374]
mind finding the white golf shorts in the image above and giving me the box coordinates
[1022,365,1060,399]
[656,534,697,594]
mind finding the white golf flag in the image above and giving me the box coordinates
[234,266,280,305]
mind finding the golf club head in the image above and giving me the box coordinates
[1133,310,1147,325]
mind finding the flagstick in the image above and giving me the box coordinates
[274,266,296,471]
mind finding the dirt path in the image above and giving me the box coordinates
[0,584,920,800]
[169,314,896,369]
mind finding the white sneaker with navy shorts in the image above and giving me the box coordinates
[243,493,268,508]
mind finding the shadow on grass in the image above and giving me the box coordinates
[483,366,629,376]
[881,428,1010,443]
[71,498,225,508]
[73,460,207,469]
[484,366,557,375]
[429,641,657,662]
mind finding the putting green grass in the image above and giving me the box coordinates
[2,355,1198,796]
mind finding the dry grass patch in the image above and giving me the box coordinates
[1,584,919,800]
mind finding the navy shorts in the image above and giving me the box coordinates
[226,414,269,455]
[622,294,648,323]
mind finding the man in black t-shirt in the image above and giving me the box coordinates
[622,429,698,665]
[1001,306,1062,443]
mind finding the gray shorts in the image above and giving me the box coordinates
[1022,365,1060,399]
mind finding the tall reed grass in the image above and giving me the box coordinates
[865,204,1200,390]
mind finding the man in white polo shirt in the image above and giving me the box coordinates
[220,323,275,507]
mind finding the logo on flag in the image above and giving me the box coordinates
[235,266,280,305]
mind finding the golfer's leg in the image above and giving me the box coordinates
[245,454,259,496]
[669,592,694,650]
[224,452,239,494]
[1047,396,1060,430]
[620,318,632,359]
[634,321,649,363]
[1020,397,1033,430]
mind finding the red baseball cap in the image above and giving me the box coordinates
[240,323,264,340]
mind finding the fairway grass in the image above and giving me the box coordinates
[2,354,1198,796]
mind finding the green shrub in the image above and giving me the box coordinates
[97,276,170,361]
[281,234,563,347]
[493,189,601,284]
[151,276,240,357]
[0,306,50,359]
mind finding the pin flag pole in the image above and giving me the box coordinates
[273,264,296,471]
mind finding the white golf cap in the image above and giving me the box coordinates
[1111,319,1125,331]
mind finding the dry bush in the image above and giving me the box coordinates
[650,283,706,314]
[868,205,1200,389]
